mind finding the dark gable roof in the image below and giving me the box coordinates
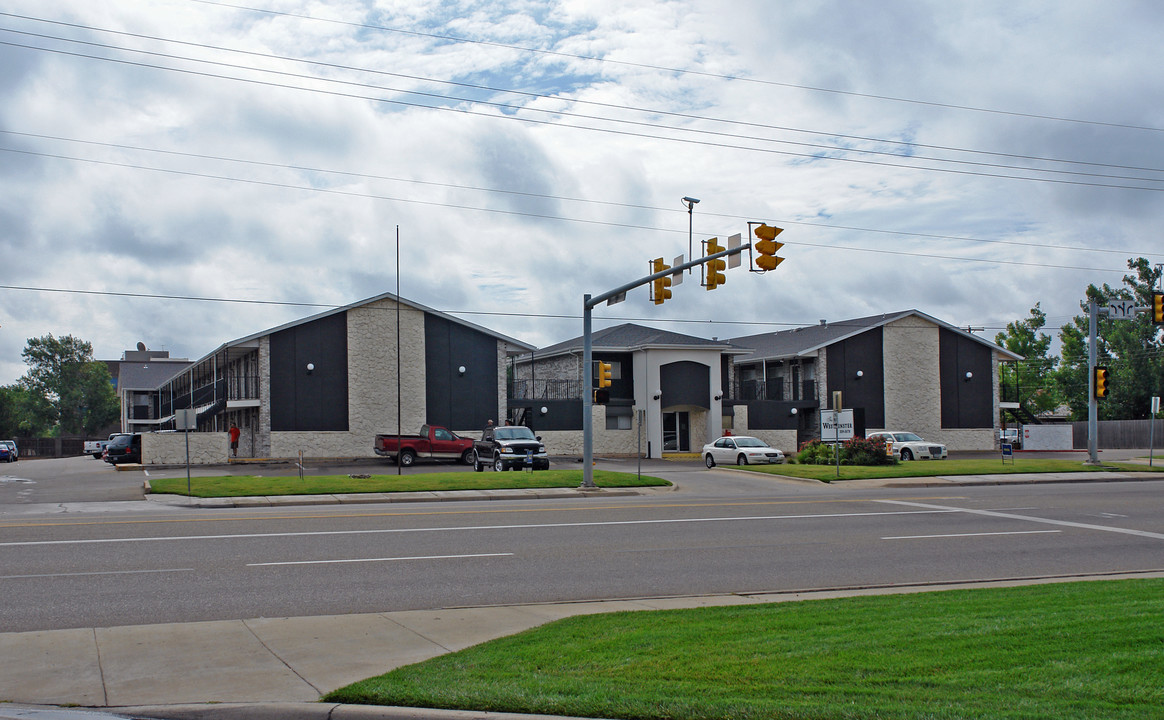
[528,323,744,360]
[729,310,1023,362]
[117,361,194,390]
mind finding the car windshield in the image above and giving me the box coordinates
[108,435,133,448]
[733,437,767,448]
[893,433,923,442]
[494,427,536,441]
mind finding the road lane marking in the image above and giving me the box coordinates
[247,552,513,567]
[1,568,193,579]
[0,496,969,529]
[883,530,1061,540]
[876,500,1164,541]
[0,509,959,547]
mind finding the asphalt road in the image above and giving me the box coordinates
[2,457,1162,632]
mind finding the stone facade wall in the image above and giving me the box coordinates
[143,432,228,465]
[729,405,797,455]
[269,299,428,459]
[881,316,941,439]
[514,354,580,399]
[257,336,272,458]
[539,405,641,457]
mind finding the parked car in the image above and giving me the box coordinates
[999,428,1022,449]
[473,425,549,472]
[85,433,125,459]
[373,425,475,466]
[0,440,17,463]
[702,436,785,467]
[866,431,947,461]
[103,433,142,464]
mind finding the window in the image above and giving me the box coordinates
[592,360,622,380]
[605,405,633,430]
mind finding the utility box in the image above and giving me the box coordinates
[1021,425,1072,451]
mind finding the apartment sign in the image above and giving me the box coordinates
[820,409,855,442]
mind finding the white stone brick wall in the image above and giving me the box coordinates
[143,432,228,465]
[881,316,942,440]
[269,299,428,459]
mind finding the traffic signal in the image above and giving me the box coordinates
[593,389,610,405]
[1093,366,1110,399]
[651,258,672,305]
[705,237,725,290]
[1153,292,1163,324]
[753,224,784,271]
[597,361,612,389]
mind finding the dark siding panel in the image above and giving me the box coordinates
[826,328,884,428]
[425,316,499,430]
[594,352,635,401]
[940,328,994,428]
[660,361,710,408]
[269,313,348,431]
[507,399,583,431]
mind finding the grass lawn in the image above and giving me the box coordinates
[326,579,1164,720]
[748,457,1164,482]
[147,469,670,497]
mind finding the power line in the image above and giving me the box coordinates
[185,0,1164,134]
[3,129,1156,258]
[0,144,1146,274]
[3,27,1161,190]
[5,12,1162,176]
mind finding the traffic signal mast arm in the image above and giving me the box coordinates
[585,244,750,310]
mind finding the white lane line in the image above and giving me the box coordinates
[0,509,958,547]
[877,500,1164,541]
[884,530,1061,540]
[248,552,514,567]
[1,568,193,580]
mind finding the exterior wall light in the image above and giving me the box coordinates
[790,407,798,415]
[540,406,549,415]
[653,391,662,401]
[458,365,467,376]
[306,363,315,375]
[855,370,864,378]
[965,371,973,381]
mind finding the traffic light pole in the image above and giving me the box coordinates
[1087,301,1099,465]
[581,244,749,488]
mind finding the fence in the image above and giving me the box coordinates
[1071,419,1164,449]
[11,437,88,458]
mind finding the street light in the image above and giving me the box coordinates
[683,197,699,274]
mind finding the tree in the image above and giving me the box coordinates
[18,334,119,436]
[0,384,55,437]
[1056,259,1164,420]
[995,303,1060,420]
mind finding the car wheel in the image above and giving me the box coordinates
[737,454,748,466]
[901,448,914,461]
[493,456,505,473]
[473,451,483,472]
[704,454,716,468]
[461,449,475,465]
[398,449,416,467]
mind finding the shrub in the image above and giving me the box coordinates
[841,435,895,466]
[796,440,835,465]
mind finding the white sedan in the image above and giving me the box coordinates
[702,436,785,467]
[867,431,947,461]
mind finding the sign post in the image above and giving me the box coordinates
[175,409,197,497]
[820,408,855,478]
[1151,396,1160,468]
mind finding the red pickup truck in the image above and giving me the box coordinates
[373,425,475,467]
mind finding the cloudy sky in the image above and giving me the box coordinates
[1,0,1161,384]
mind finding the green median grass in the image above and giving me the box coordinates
[326,579,1164,720]
[747,457,1164,482]
[147,469,670,497]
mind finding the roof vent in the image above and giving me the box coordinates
[819,319,827,326]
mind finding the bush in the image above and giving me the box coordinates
[796,440,835,465]
[796,437,895,466]
[841,435,895,466]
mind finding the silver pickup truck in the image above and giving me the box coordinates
[84,433,123,459]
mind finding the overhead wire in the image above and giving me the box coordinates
[185,0,1164,134]
[0,30,1162,191]
[4,12,1163,176]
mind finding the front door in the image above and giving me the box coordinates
[663,412,690,452]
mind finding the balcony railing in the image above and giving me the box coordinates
[732,379,816,402]
[509,379,582,400]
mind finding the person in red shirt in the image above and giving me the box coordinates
[229,423,241,457]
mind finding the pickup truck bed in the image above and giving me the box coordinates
[373,425,475,467]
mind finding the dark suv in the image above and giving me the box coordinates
[103,433,142,464]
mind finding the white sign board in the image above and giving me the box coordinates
[175,408,197,431]
[820,409,855,442]
[1107,299,1136,319]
